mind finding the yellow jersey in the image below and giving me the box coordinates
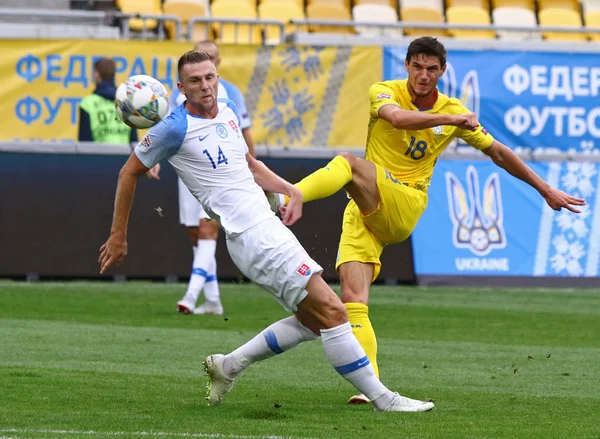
[366,79,494,191]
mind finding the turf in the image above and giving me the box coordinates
[1,281,599,439]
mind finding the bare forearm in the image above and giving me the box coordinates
[391,110,455,130]
[493,148,550,196]
[243,128,255,158]
[110,170,139,237]
[251,160,295,195]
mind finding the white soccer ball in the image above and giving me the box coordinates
[115,75,169,129]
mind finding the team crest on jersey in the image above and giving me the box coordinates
[216,123,228,138]
[433,126,443,135]
[296,263,311,276]
[446,166,506,256]
[139,134,152,152]
[376,92,391,100]
[228,119,239,133]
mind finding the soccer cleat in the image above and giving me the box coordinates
[348,393,370,405]
[194,301,224,315]
[176,298,196,314]
[203,354,235,406]
[265,192,286,214]
[381,393,435,412]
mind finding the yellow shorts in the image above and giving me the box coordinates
[336,164,428,281]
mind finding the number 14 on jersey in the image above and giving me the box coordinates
[203,146,229,169]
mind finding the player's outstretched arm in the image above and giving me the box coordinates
[378,106,478,131]
[246,154,303,226]
[483,141,586,213]
[99,153,150,274]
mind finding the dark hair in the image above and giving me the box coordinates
[406,37,447,67]
[177,50,212,78]
[93,58,116,82]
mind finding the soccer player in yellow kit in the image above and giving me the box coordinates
[276,37,585,404]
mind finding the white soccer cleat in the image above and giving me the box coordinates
[203,354,235,406]
[194,301,224,315]
[176,298,196,314]
[265,192,286,214]
[348,393,371,404]
[381,393,435,412]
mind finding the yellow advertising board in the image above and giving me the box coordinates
[0,40,382,147]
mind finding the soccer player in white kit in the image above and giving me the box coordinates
[99,50,434,413]
[169,41,254,316]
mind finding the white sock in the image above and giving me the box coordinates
[320,322,395,410]
[183,239,216,304]
[223,316,318,377]
[203,255,220,303]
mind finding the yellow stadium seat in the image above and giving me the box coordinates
[585,10,600,40]
[259,0,306,43]
[446,5,495,39]
[307,0,352,16]
[260,0,304,10]
[163,0,209,40]
[211,0,263,43]
[306,0,354,34]
[117,0,162,31]
[446,0,490,11]
[400,7,447,36]
[539,8,587,40]
[538,0,579,12]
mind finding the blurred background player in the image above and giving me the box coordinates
[78,57,138,144]
[169,40,254,316]
[271,36,586,405]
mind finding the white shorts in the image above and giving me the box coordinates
[226,216,323,313]
[178,177,210,226]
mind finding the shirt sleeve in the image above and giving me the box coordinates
[134,112,187,168]
[369,82,400,117]
[221,80,251,129]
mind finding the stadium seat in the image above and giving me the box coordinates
[538,7,586,40]
[116,0,162,31]
[306,0,354,34]
[537,0,580,12]
[492,6,540,40]
[211,0,262,43]
[446,5,495,39]
[354,0,399,12]
[306,0,352,13]
[446,0,490,11]
[491,0,535,10]
[258,0,306,44]
[400,6,447,36]
[585,10,600,40]
[352,3,402,37]
[400,0,443,12]
[163,0,209,40]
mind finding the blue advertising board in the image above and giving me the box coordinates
[411,160,600,277]
[384,47,600,154]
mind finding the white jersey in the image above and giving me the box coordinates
[134,99,272,235]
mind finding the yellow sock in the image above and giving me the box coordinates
[284,155,352,205]
[345,302,379,378]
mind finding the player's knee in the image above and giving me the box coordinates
[198,219,219,240]
[323,299,348,327]
[338,152,356,168]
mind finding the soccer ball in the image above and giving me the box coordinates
[115,75,169,129]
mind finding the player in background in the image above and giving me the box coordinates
[150,41,255,316]
[99,50,434,412]
[270,37,586,404]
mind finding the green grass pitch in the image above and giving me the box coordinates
[1,281,599,439]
